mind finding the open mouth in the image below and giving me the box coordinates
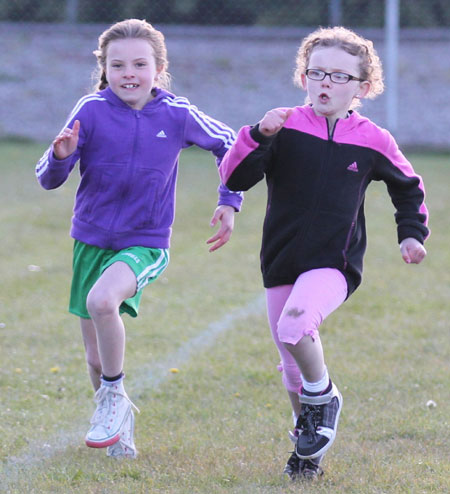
[122,83,139,89]
[319,93,329,103]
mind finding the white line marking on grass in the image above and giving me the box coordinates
[0,295,265,490]
[130,294,266,392]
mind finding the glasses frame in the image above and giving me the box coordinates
[305,69,365,84]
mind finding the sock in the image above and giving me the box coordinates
[301,367,331,396]
[101,372,124,385]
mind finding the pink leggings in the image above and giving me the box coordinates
[265,268,348,394]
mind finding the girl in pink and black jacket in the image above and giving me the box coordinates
[219,26,429,479]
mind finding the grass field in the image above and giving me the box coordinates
[0,141,449,493]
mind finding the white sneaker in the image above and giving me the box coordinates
[85,380,139,448]
[107,409,138,459]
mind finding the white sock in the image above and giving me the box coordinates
[301,367,330,395]
[101,374,125,387]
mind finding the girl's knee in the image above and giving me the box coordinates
[86,289,117,319]
[277,307,320,345]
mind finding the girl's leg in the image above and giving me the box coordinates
[80,317,102,391]
[84,261,138,449]
[266,284,302,419]
[266,283,326,479]
[86,261,136,377]
[277,268,348,383]
[276,268,348,461]
[285,333,325,383]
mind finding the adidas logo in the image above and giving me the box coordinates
[156,130,167,138]
[347,161,359,172]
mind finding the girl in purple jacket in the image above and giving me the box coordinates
[36,19,242,458]
[219,26,428,479]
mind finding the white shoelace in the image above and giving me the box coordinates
[90,386,140,426]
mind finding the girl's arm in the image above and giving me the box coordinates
[182,103,243,250]
[35,105,86,190]
[182,101,243,212]
[219,124,275,191]
[219,108,292,191]
[373,131,429,259]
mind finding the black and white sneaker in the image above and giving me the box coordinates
[283,451,324,480]
[284,451,301,480]
[295,382,343,459]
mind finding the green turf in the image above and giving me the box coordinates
[0,142,448,493]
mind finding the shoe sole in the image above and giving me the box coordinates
[296,391,343,460]
[85,403,132,449]
[86,433,121,448]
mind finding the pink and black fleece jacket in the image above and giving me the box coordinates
[219,105,429,296]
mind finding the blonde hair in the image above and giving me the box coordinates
[293,26,384,109]
[92,18,171,91]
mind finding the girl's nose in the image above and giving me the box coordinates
[123,67,135,78]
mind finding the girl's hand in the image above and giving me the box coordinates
[259,108,293,137]
[400,237,427,264]
[52,120,80,160]
[206,205,235,252]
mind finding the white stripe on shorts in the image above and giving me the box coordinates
[137,249,170,291]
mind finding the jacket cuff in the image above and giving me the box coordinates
[397,226,427,245]
[49,145,74,167]
[250,124,277,145]
[218,195,243,212]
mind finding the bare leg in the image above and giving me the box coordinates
[86,261,136,378]
[277,269,347,387]
[284,335,326,384]
[288,390,302,419]
[80,317,102,391]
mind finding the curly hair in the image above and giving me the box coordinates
[293,26,384,109]
[92,18,171,92]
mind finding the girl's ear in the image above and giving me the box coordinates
[356,80,370,99]
[154,65,164,82]
[300,72,308,90]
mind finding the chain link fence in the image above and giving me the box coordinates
[1,0,450,148]
[2,0,450,27]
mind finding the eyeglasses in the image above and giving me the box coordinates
[305,69,364,84]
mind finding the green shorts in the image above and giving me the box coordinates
[69,240,169,319]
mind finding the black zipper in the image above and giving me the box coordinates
[294,118,336,247]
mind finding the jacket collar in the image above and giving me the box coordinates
[303,104,364,138]
[99,86,171,111]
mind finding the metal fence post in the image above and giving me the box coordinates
[329,0,342,26]
[65,0,78,23]
[385,0,399,133]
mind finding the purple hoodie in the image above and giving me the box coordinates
[36,87,243,250]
